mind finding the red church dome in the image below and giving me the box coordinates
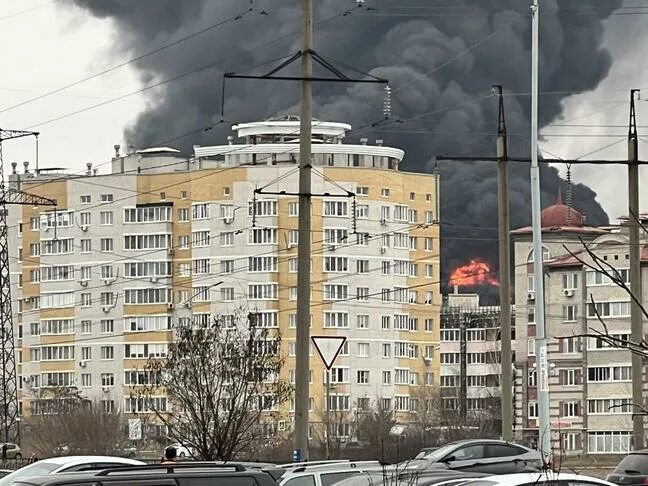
[540,189,585,228]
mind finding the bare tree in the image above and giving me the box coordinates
[135,312,292,461]
[23,387,127,457]
[356,398,396,462]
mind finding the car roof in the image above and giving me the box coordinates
[12,464,275,486]
[462,472,614,486]
[40,456,144,467]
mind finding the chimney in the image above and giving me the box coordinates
[360,137,368,145]
[93,169,98,176]
[86,163,92,176]
[113,144,121,158]
[453,285,459,295]
[376,139,384,146]
[11,162,17,175]
[23,161,29,174]
[227,135,234,145]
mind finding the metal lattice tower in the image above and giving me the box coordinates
[0,129,56,443]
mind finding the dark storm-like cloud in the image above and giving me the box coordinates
[65,0,619,301]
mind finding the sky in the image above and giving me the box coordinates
[0,0,646,221]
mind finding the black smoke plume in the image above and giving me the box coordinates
[65,0,618,302]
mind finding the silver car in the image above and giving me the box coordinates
[405,440,542,474]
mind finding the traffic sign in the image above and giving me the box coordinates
[311,336,347,370]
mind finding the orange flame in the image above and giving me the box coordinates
[449,259,499,288]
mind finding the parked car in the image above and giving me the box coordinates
[335,469,488,486]
[8,462,279,486]
[0,443,22,460]
[165,442,197,459]
[606,450,648,486]
[279,461,383,486]
[459,472,616,486]
[406,439,542,474]
[0,471,11,480]
[265,461,351,482]
[0,455,143,486]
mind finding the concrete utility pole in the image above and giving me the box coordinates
[294,0,313,462]
[459,316,467,421]
[494,86,513,442]
[530,0,551,462]
[628,89,644,450]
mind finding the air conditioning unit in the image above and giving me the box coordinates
[423,357,432,365]
[167,303,175,310]
[150,276,158,283]
[24,297,31,303]
[80,225,88,232]
[223,217,233,224]
[527,291,535,301]
[278,421,286,432]
[380,218,387,226]
[102,278,114,285]
[102,306,111,313]
[78,361,86,368]
[184,301,192,309]
[167,248,175,256]
[287,243,296,249]
[380,246,387,254]
[79,280,88,287]
[102,387,110,393]
[329,244,336,251]
[563,289,574,297]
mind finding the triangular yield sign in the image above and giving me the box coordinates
[311,335,347,370]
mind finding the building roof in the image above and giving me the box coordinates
[512,188,607,236]
[540,188,585,227]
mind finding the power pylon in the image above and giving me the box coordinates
[0,129,56,443]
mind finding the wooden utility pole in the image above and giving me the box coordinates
[494,85,513,441]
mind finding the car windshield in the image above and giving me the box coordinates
[614,455,648,474]
[0,462,60,486]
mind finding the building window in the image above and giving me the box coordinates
[100,319,114,334]
[101,373,115,387]
[357,343,369,358]
[380,188,390,197]
[356,260,369,273]
[382,343,391,358]
[323,201,348,217]
[192,203,210,220]
[528,401,538,419]
[562,401,581,418]
[288,202,299,216]
[425,319,434,332]
[324,312,348,328]
[80,212,91,226]
[587,431,631,454]
[179,235,190,249]
[356,186,369,196]
[80,195,91,204]
[178,208,189,222]
[81,293,92,307]
[100,211,113,225]
[356,287,369,301]
[356,204,368,219]
[100,238,114,252]
[563,305,578,322]
[100,346,114,360]
[100,194,113,203]
[357,315,369,329]
[528,369,537,387]
[562,273,578,290]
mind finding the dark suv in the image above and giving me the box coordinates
[607,451,648,486]
[10,463,279,486]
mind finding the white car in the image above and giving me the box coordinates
[280,461,383,486]
[459,472,617,486]
[0,455,143,486]
[166,443,196,459]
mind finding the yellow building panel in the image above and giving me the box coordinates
[39,361,75,372]
[123,304,169,315]
[124,331,172,343]
[39,308,75,320]
[40,334,75,345]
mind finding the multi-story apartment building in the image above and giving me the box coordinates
[512,191,648,455]
[7,116,440,439]
[440,290,504,419]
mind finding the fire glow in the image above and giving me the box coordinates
[449,259,499,288]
